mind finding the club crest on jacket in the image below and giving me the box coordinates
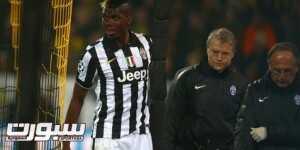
[229,85,237,96]
[294,94,300,106]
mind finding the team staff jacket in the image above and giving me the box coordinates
[164,61,247,150]
[234,73,300,150]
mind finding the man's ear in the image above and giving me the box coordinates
[267,62,272,72]
[128,16,132,25]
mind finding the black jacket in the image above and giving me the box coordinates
[164,62,247,150]
[234,73,300,150]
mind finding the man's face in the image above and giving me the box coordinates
[102,5,131,38]
[207,39,234,72]
[269,51,298,88]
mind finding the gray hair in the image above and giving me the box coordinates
[206,27,236,51]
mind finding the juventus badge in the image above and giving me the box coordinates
[229,85,237,96]
[140,47,147,60]
[294,95,300,106]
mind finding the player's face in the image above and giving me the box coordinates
[269,51,298,88]
[102,5,131,38]
[207,39,234,72]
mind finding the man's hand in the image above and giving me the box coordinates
[250,127,267,142]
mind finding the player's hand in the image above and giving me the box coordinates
[250,127,267,142]
[62,141,70,150]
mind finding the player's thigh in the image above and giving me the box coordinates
[93,133,153,150]
[139,133,153,150]
[93,138,119,150]
[130,133,153,150]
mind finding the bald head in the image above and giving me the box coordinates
[269,50,299,88]
[270,51,297,65]
[267,42,300,65]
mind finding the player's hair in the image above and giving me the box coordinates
[206,27,236,51]
[100,0,131,10]
[267,42,300,64]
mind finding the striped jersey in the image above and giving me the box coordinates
[76,31,152,139]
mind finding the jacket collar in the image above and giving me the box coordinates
[198,60,232,79]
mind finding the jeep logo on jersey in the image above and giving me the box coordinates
[117,69,148,83]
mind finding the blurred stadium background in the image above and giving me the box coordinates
[0,0,299,149]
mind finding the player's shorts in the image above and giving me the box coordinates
[92,132,153,150]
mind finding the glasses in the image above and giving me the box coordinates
[269,68,297,76]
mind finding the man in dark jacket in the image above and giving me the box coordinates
[164,28,247,150]
[234,42,300,150]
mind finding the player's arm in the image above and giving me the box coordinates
[63,84,87,150]
[65,47,97,122]
[63,48,97,150]
[64,83,88,123]
[63,83,87,150]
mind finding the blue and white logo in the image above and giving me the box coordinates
[229,85,237,96]
[294,95,300,106]
[78,60,85,73]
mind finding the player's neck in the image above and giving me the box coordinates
[116,31,129,48]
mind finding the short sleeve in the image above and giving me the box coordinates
[144,34,153,46]
[76,49,97,89]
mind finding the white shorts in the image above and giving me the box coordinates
[92,133,153,150]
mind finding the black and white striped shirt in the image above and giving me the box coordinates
[76,31,152,139]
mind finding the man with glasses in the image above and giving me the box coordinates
[234,42,300,150]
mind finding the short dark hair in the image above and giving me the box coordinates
[206,27,236,51]
[101,0,131,9]
[267,42,300,64]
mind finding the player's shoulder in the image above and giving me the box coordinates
[132,31,152,44]
[132,31,150,38]
[81,37,105,58]
[85,37,104,51]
